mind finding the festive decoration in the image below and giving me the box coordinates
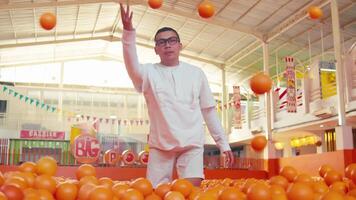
[138,150,149,165]
[285,57,297,112]
[121,150,136,165]
[39,12,57,30]
[0,84,149,127]
[232,86,242,129]
[71,134,100,163]
[104,149,120,165]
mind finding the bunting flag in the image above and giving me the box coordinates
[233,86,242,129]
[285,57,297,113]
[0,84,149,127]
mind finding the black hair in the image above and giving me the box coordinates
[154,27,180,42]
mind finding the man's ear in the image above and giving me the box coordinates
[178,42,183,51]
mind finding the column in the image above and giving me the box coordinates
[330,0,353,150]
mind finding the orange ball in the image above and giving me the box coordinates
[250,73,272,95]
[251,135,267,152]
[198,1,215,19]
[76,164,96,180]
[39,12,56,30]
[148,0,162,9]
[36,156,57,176]
[308,6,323,20]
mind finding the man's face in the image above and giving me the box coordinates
[154,31,182,65]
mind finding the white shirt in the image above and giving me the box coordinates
[122,30,230,152]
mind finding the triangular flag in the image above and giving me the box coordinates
[8,89,13,95]
[25,96,29,102]
[30,99,35,104]
[51,107,56,112]
[2,86,7,92]
[13,92,18,97]
[46,105,50,110]
[41,103,46,108]
[36,101,40,107]
[19,94,24,100]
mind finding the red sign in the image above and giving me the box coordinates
[122,150,136,165]
[138,151,149,165]
[20,130,65,140]
[71,134,100,164]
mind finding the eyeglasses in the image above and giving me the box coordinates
[155,37,180,47]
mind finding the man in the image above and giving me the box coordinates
[120,3,234,187]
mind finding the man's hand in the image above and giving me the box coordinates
[223,150,235,168]
[120,3,133,31]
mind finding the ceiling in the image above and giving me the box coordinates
[0,0,355,91]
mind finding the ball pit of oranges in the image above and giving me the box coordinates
[0,156,355,200]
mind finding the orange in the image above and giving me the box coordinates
[294,173,313,185]
[171,179,193,198]
[0,184,24,200]
[55,182,78,200]
[78,183,96,200]
[155,182,171,198]
[345,163,356,179]
[39,13,56,30]
[251,135,267,152]
[98,177,113,189]
[145,192,161,200]
[88,185,113,200]
[246,182,271,200]
[286,182,314,200]
[250,73,272,95]
[280,166,298,182]
[164,191,184,200]
[319,164,333,178]
[308,6,323,20]
[219,187,245,200]
[76,164,96,180]
[198,1,215,19]
[34,174,57,194]
[323,170,342,186]
[148,0,162,9]
[269,175,289,190]
[78,176,99,188]
[322,190,344,200]
[121,188,144,200]
[36,156,57,176]
[130,177,153,197]
[112,182,130,199]
[19,162,37,173]
[330,181,348,195]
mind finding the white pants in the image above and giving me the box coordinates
[146,146,204,188]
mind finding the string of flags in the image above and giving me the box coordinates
[0,84,150,126]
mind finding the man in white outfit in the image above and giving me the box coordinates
[120,3,234,187]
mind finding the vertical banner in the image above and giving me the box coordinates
[232,86,242,129]
[285,57,297,112]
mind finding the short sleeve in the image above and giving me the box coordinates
[199,70,216,109]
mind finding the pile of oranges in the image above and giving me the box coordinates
[0,156,355,200]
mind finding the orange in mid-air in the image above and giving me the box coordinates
[148,0,163,9]
[198,1,215,19]
[39,12,57,30]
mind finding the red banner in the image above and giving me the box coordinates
[285,57,297,113]
[233,86,242,129]
[20,130,65,140]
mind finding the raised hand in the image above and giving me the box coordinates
[120,3,133,31]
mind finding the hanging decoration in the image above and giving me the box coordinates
[284,57,297,113]
[232,86,242,129]
[0,84,150,127]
